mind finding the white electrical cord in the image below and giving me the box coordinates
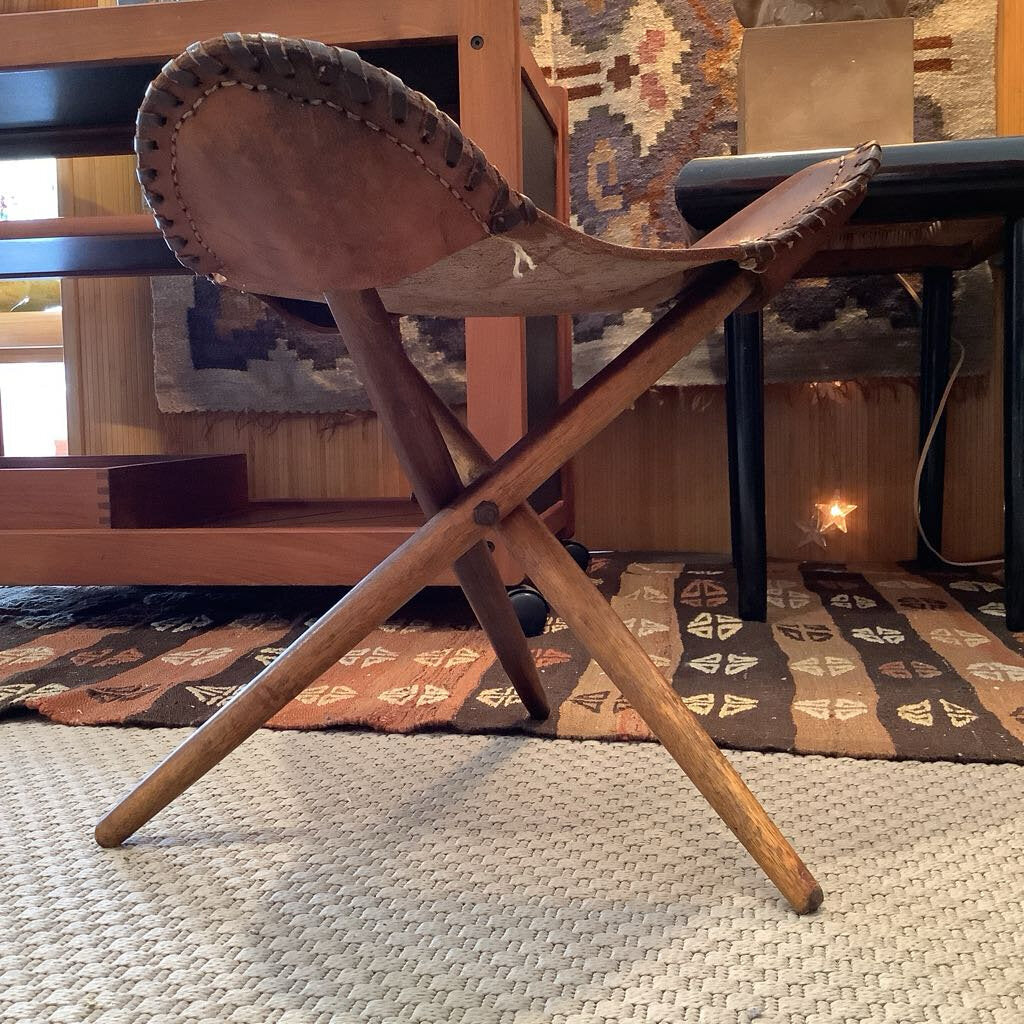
[901,274,1003,569]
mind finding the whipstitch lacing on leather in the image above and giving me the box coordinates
[736,144,881,272]
[138,34,537,279]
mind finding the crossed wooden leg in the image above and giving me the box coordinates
[350,290,822,916]
[94,270,822,913]
[326,289,548,720]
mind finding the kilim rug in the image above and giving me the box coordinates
[151,276,467,414]
[523,0,997,388]
[1,555,1022,764]
[151,0,997,412]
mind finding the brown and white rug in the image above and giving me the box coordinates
[1,555,1022,764]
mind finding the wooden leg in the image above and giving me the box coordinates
[95,497,493,847]
[501,506,822,914]
[725,310,767,622]
[1006,219,1024,631]
[95,270,752,849]
[917,268,953,568]
[381,342,823,914]
[326,288,547,720]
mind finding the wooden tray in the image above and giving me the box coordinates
[0,454,248,529]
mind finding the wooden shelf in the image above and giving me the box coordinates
[0,216,180,279]
[0,0,575,587]
[0,498,569,586]
[0,0,460,158]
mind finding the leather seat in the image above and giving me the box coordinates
[136,32,880,319]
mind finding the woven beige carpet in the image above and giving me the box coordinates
[3,556,1023,763]
[1,722,1021,1023]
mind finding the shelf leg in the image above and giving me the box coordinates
[725,310,767,622]
[917,268,954,567]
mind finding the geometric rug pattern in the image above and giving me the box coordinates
[2,555,1022,764]
[522,0,998,387]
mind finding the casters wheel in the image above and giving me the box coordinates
[507,585,550,638]
[562,539,591,572]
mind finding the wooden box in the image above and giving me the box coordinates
[0,454,247,529]
[738,19,915,154]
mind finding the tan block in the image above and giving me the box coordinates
[738,18,915,153]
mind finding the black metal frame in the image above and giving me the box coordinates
[679,138,1024,625]
[725,310,767,621]
[0,234,180,279]
[916,268,954,568]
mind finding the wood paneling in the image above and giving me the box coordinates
[574,312,1004,564]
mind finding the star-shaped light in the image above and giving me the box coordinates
[815,499,858,533]
[795,517,828,550]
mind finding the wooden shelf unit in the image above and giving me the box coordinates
[0,0,573,585]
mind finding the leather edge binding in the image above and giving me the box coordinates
[135,33,538,280]
[736,140,883,273]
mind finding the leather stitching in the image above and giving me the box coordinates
[735,144,881,272]
[137,34,536,281]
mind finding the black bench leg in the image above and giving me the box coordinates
[917,267,954,567]
[1005,218,1024,631]
[725,310,767,622]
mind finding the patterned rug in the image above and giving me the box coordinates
[524,0,998,388]
[151,277,466,414]
[1,555,1022,764]
[151,0,997,412]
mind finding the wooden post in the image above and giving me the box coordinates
[457,0,527,459]
[1005,218,1024,630]
[326,288,548,720]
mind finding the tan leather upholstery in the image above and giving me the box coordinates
[137,33,881,317]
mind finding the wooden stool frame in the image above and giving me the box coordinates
[96,270,824,915]
[89,30,882,916]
